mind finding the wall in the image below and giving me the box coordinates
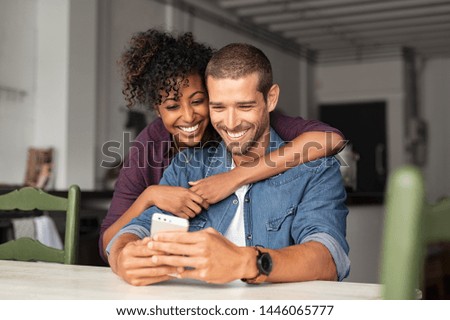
[422,58,450,202]
[0,0,37,185]
[34,0,70,189]
[34,0,97,190]
[0,0,97,190]
[345,204,385,283]
[66,0,98,189]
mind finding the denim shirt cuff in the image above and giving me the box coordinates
[301,232,351,281]
[105,225,150,257]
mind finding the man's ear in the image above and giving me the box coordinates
[266,84,280,112]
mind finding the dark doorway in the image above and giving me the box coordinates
[320,101,388,193]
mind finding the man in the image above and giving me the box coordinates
[107,43,350,286]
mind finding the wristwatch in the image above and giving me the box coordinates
[242,246,273,284]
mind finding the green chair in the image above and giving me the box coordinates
[380,165,450,299]
[0,185,80,264]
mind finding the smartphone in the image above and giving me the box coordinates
[151,213,189,236]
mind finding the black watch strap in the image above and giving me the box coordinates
[241,246,272,284]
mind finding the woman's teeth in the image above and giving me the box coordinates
[179,123,199,133]
[226,130,248,138]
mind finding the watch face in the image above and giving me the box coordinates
[259,252,273,275]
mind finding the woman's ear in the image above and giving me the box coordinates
[266,84,280,112]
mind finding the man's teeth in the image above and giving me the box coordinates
[227,130,247,138]
[179,124,199,133]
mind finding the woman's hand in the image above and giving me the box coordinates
[148,185,209,219]
[188,169,242,205]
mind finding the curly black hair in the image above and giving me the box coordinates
[120,29,214,110]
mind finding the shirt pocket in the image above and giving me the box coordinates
[266,159,325,187]
[265,207,296,248]
[189,214,208,232]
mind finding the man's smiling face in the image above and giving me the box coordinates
[207,72,274,160]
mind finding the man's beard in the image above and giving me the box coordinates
[223,116,269,157]
[226,140,258,156]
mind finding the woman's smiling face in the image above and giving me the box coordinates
[157,73,210,148]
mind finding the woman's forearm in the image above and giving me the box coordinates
[102,187,155,255]
[237,131,345,186]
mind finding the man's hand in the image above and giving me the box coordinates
[148,228,257,284]
[109,234,183,286]
[189,170,241,205]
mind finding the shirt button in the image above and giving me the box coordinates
[247,234,252,240]
[233,199,238,205]
[244,198,250,203]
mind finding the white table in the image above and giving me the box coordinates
[0,260,381,299]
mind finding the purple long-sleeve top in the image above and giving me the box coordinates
[99,111,343,261]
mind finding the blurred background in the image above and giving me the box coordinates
[0,0,449,296]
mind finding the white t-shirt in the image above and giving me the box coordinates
[225,185,248,247]
[224,161,248,246]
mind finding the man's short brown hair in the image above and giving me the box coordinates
[205,43,273,101]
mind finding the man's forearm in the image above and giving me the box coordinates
[147,230,339,284]
[264,242,337,283]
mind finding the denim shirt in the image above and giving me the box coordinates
[107,128,351,280]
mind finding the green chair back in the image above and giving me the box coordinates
[0,185,80,264]
[381,165,450,299]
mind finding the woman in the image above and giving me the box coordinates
[100,29,345,260]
